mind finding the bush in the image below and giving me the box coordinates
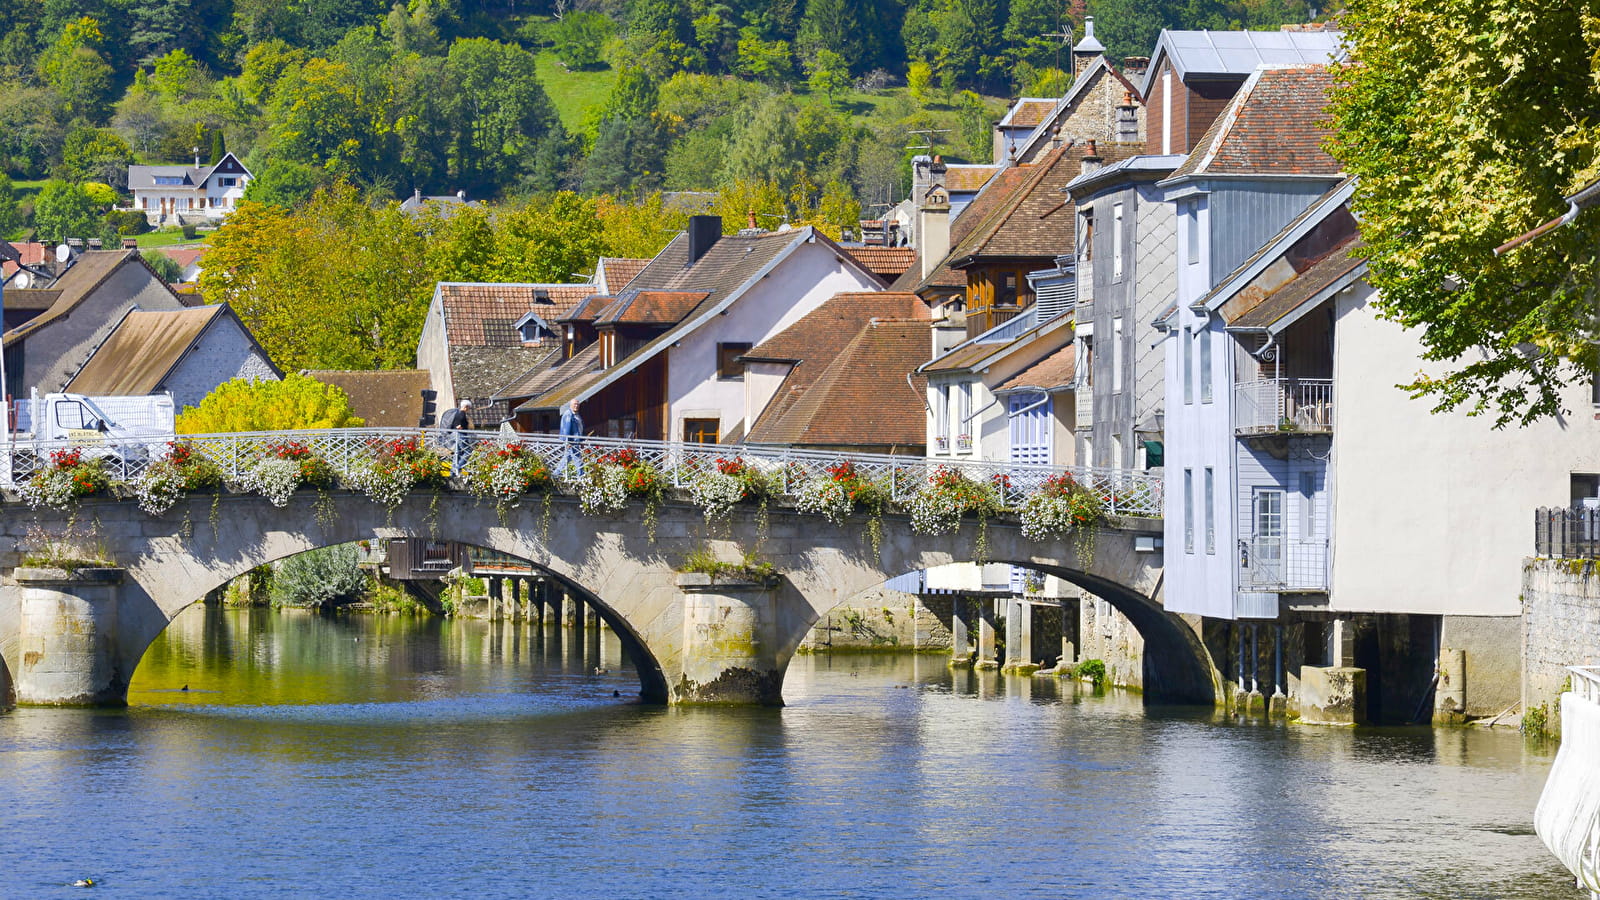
[177,373,365,433]
[106,209,151,235]
[271,544,369,608]
[181,223,198,240]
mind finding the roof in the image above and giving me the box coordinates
[155,246,207,269]
[304,369,431,427]
[2,241,47,277]
[594,290,708,326]
[2,251,179,348]
[946,140,1141,267]
[1167,66,1342,180]
[898,165,1036,294]
[1226,239,1364,331]
[745,291,929,363]
[450,344,560,406]
[521,226,883,410]
[1012,56,1146,163]
[845,246,917,280]
[1199,178,1358,313]
[745,319,931,448]
[995,344,1076,393]
[66,306,229,395]
[596,257,650,294]
[999,99,1057,129]
[1065,154,1187,196]
[920,307,1073,375]
[1140,28,1344,96]
[944,166,1001,192]
[504,342,602,404]
[437,283,594,347]
[127,153,251,192]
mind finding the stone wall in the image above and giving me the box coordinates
[799,588,951,652]
[1524,558,1600,737]
[1077,593,1145,689]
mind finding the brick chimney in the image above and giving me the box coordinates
[1081,140,1103,176]
[1116,92,1140,143]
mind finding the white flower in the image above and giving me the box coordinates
[244,458,304,508]
[793,476,852,525]
[18,467,80,511]
[577,464,629,515]
[347,458,416,509]
[133,463,186,516]
[906,488,965,535]
[1019,492,1078,541]
[689,470,746,522]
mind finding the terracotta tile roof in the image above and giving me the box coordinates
[594,290,709,326]
[1168,66,1342,180]
[944,165,1001,192]
[304,369,432,427]
[561,294,611,322]
[844,246,916,280]
[746,292,928,363]
[2,241,47,277]
[438,283,594,347]
[899,165,1036,294]
[1002,100,1057,129]
[155,246,208,269]
[996,344,1076,392]
[596,257,650,294]
[745,319,931,449]
[948,140,1142,266]
[66,306,227,395]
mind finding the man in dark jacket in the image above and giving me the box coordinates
[440,399,471,469]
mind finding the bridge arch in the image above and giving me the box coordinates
[0,490,1214,707]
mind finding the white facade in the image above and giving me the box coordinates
[128,153,251,224]
[669,242,882,442]
[1329,283,1600,617]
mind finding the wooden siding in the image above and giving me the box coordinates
[586,353,668,440]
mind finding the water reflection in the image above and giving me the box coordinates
[0,606,1580,899]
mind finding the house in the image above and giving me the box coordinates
[1,250,188,397]
[510,216,888,442]
[843,247,916,283]
[64,304,280,409]
[128,152,252,225]
[153,246,207,283]
[304,369,435,427]
[414,282,595,427]
[739,291,931,454]
[593,257,650,295]
[398,189,483,218]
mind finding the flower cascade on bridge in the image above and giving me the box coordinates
[244,441,336,508]
[132,442,222,516]
[349,436,450,510]
[462,441,556,528]
[18,448,113,512]
[577,447,665,539]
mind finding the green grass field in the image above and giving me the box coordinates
[534,51,618,133]
[134,230,210,249]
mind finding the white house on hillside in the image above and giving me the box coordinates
[128,153,252,225]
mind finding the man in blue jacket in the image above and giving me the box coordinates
[559,399,583,475]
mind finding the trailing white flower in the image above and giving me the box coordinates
[244,458,308,508]
[578,464,630,515]
[906,488,966,535]
[1019,492,1079,541]
[133,465,187,516]
[488,461,528,504]
[18,467,80,512]
[347,458,417,510]
[689,470,746,522]
[793,476,851,525]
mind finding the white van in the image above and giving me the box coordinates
[3,392,177,484]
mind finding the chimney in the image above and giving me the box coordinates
[686,215,722,265]
[1081,140,1103,176]
[414,188,422,202]
[1072,16,1106,77]
[193,146,201,168]
[1116,92,1140,143]
[747,209,758,230]
[1122,56,1150,80]
[917,158,952,282]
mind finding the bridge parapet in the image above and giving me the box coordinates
[1536,666,1600,897]
[3,428,1163,518]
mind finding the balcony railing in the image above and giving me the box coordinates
[1239,537,1329,592]
[1234,378,1333,435]
[1535,506,1600,559]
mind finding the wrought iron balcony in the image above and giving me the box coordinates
[1239,537,1329,592]
[1235,378,1333,435]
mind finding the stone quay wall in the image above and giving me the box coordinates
[1523,558,1600,737]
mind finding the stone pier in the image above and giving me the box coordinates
[13,567,129,706]
[674,573,782,705]
[975,600,999,670]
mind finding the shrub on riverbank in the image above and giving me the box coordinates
[271,544,368,608]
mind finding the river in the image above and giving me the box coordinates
[0,606,1580,898]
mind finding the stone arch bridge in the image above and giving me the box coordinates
[0,431,1210,708]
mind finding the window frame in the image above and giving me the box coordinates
[716,342,752,381]
[683,418,719,444]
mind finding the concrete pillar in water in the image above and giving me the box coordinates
[1246,624,1266,716]
[949,599,972,668]
[531,580,547,626]
[1269,624,1287,719]
[573,596,587,636]
[14,567,128,706]
[1002,599,1036,674]
[1434,648,1467,725]
[673,573,783,705]
[508,578,523,620]
[975,598,999,670]
[563,591,579,628]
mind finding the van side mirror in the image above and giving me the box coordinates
[94,418,107,432]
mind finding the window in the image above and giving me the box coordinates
[1255,489,1284,566]
[1182,326,1193,404]
[1079,211,1094,261]
[55,401,94,431]
[154,175,184,185]
[1300,472,1316,537]
[717,342,751,380]
[1112,317,1124,393]
[955,383,973,450]
[1083,336,1094,387]
[140,197,149,209]
[1199,324,1212,403]
[218,177,236,187]
[1111,434,1123,473]
[1185,199,1200,266]
[1184,468,1194,553]
[1112,203,1125,281]
[934,385,950,450]
[1204,467,1215,554]
[996,272,1019,308]
[1593,373,1599,406]
[683,418,719,443]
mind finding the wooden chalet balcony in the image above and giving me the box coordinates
[1234,378,1333,436]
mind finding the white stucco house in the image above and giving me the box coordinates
[128,153,252,225]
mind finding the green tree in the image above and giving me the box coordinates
[735,27,794,85]
[177,373,366,432]
[32,180,99,243]
[271,544,369,609]
[551,11,614,70]
[797,0,859,68]
[906,59,934,105]
[242,160,327,208]
[582,67,667,194]
[39,17,116,122]
[441,38,563,196]
[1327,0,1600,425]
[59,127,134,189]
[0,175,21,238]
[806,49,851,105]
[141,250,184,282]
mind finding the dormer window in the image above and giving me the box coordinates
[534,288,552,304]
[154,176,184,185]
[514,311,549,343]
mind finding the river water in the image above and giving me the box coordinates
[0,607,1580,899]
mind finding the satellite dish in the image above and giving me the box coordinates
[12,270,30,290]
[55,244,71,263]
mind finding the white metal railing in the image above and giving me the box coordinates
[1234,378,1333,435]
[1571,666,1600,704]
[1239,537,1329,591]
[0,427,1165,518]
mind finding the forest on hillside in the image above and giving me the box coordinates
[0,0,1317,229]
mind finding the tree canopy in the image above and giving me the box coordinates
[176,373,367,433]
[1328,0,1600,425]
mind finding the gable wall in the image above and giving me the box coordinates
[19,263,185,396]
[162,315,280,410]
